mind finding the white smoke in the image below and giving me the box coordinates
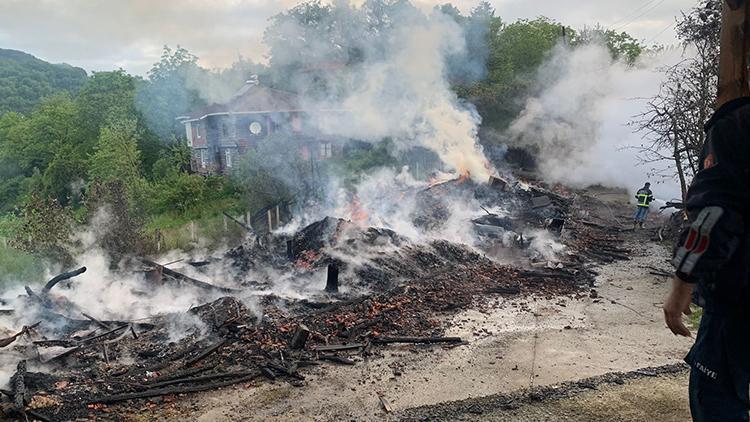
[507,43,684,201]
[305,8,494,182]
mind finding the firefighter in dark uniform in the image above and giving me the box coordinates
[664,97,750,421]
[634,182,655,228]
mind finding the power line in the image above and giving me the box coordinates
[608,0,662,28]
[645,22,676,45]
[613,0,667,32]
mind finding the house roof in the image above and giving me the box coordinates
[182,84,304,121]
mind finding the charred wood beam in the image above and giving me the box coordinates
[319,355,356,365]
[325,263,339,293]
[0,322,40,348]
[79,324,130,345]
[310,343,364,352]
[147,365,214,384]
[260,366,277,380]
[372,336,463,345]
[183,338,226,367]
[343,317,383,340]
[265,360,304,380]
[42,267,86,293]
[222,212,253,232]
[82,313,113,330]
[139,258,240,294]
[89,372,261,405]
[289,324,310,350]
[11,360,29,415]
[142,370,256,390]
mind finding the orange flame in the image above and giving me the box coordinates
[457,168,470,183]
[348,194,368,226]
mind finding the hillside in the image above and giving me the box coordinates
[0,48,88,115]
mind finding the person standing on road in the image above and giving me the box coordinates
[633,182,654,229]
[664,97,750,421]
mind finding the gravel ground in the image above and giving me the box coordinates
[398,363,691,421]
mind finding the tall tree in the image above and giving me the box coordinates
[634,0,721,200]
[88,117,145,200]
[136,46,205,141]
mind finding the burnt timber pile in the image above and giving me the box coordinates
[0,177,632,420]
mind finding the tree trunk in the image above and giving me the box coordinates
[674,137,688,202]
[717,0,750,107]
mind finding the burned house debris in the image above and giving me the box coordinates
[0,173,634,420]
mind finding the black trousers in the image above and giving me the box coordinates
[690,366,749,421]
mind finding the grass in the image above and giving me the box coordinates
[0,246,45,286]
[686,304,703,330]
[144,208,248,253]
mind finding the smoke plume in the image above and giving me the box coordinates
[507,43,683,201]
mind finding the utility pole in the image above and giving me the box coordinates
[717,0,750,107]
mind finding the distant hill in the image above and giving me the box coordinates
[0,48,88,115]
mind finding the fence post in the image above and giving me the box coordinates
[223,214,228,232]
[190,220,197,242]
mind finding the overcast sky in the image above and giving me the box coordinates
[0,0,688,76]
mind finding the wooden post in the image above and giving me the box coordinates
[267,210,273,232]
[325,263,339,293]
[717,0,750,107]
[275,205,281,228]
[190,220,197,242]
[223,214,228,232]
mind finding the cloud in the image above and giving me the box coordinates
[0,0,686,76]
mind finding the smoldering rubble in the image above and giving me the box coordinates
[0,174,633,420]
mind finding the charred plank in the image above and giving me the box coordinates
[89,373,260,404]
[140,258,240,294]
[42,267,87,293]
[372,336,463,345]
[183,338,226,367]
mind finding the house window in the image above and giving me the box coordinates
[200,149,207,168]
[249,121,262,135]
[319,142,332,159]
[196,123,202,138]
[225,149,232,168]
[185,123,193,147]
[291,116,302,133]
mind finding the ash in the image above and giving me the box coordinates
[0,177,631,420]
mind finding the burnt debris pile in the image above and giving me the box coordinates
[0,177,632,420]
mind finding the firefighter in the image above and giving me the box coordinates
[633,182,654,228]
[664,97,750,421]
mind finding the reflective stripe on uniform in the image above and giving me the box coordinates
[671,206,724,275]
[637,193,650,207]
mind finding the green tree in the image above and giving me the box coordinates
[75,70,138,143]
[462,17,570,131]
[10,193,74,265]
[575,25,644,64]
[88,118,145,199]
[0,48,87,115]
[0,94,79,173]
[136,46,205,140]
